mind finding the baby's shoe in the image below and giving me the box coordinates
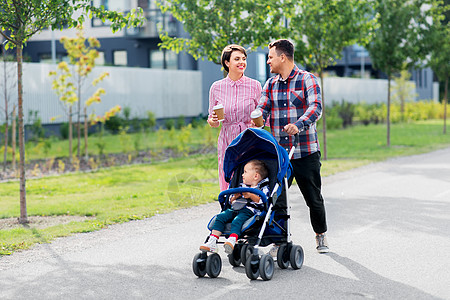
[224,236,237,254]
[200,238,218,253]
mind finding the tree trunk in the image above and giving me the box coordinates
[320,73,327,160]
[77,74,81,159]
[444,77,448,135]
[84,106,88,160]
[3,58,8,172]
[12,105,16,171]
[387,75,391,147]
[69,106,73,161]
[16,46,28,224]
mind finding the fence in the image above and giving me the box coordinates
[0,63,202,125]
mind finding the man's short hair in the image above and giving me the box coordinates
[269,39,294,61]
[221,44,247,73]
[248,159,269,179]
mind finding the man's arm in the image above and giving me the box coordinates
[257,79,273,123]
[293,73,322,132]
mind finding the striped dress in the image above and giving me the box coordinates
[209,75,262,191]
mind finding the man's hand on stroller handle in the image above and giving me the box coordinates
[283,123,299,135]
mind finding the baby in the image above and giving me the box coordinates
[200,159,269,254]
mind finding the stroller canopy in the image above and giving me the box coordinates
[223,128,290,184]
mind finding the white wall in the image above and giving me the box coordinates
[0,63,202,124]
[323,76,437,105]
[323,77,388,104]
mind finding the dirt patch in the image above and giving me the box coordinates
[0,215,95,230]
[0,147,216,182]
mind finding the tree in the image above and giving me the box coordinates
[287,0,373,159]
[1,47,16,172]
[49,26,109,160]
[0,1,143,224]
[392,68,417,120]
[425,0,449,134]
[158,0,290,65]
[366,0,430,146]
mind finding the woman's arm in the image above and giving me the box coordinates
[208,83,221,128]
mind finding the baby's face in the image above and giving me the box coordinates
[242,163,260,186]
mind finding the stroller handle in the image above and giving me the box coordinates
[288,133,300,160]
[218,187,268,206]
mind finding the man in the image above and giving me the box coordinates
[256,39,329,253]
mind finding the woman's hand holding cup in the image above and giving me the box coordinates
[208,111,220,127]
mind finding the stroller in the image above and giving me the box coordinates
[192,128,304,281]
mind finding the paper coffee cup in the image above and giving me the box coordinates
[213,104,225,121]
[251,109,264,128]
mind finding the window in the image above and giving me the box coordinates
[95,51,105,66]
[113,50,127,66]
[416,70,422,88]
[257,53,267,84]
[423,70,427,88]
[150,50,164,69]
[149,49,177,69]
[165,51,177,70]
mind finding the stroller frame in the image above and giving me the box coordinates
[193,128,304,281]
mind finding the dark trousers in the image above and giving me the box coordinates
[276,152,327,234]
[212,208,255,236]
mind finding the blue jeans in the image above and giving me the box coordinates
[212,208,255,236]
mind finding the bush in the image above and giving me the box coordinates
[190,115,206,129]
[324,108,343,130]
[335,101,355,128]
[145,111,156,130]
[122,106,131,126]
[60,122,76,139]
[175,115,185,129]
[354,102,371,125]
[164,118,175,130]
[104,116,124,134]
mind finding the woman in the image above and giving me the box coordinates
[208,44,262,191]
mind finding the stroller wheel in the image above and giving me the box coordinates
[206,253,222,278]
[277,244,290,269]
[192,252,207,277]
[290,244,304,270]
[245,253,260,280]
[259,254,274,281]
[228,243,242,267]
[240,244,254,266]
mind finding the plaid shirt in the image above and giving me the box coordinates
[257,65,322,159]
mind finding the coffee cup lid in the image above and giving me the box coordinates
[251,109,262,118]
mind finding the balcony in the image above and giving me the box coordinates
[124,9,177,38]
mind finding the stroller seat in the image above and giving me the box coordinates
[207,158,288,246]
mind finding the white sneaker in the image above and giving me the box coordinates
[200,238,218,253]
[316,234,329,253]
[269,245,279,258]
[223,236,236,254]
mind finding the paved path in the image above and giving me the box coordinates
[1,147,449,299]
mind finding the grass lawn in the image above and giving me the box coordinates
[1,119,449,255]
